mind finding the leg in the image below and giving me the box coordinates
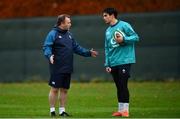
[116,74,129,103]
[118,64,131,103]
[111,66,124,116]
[49,87,59,108]
[58,73,71,116]
[59,88,68,108]
[59,88,71,116]
[121,76,129,103]
[49,87,59,116]
[111,66,122,102]
[111,64,131,117]
[117,64,131,117]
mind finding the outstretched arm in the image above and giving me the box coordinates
[73,39,98,57]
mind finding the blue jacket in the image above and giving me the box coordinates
[105,20,139,67]
[43,27,91,73]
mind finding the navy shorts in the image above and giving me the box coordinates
[49,73,71,89]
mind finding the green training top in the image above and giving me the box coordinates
[104,20,139,67]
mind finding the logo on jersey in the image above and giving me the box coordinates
[52,81,55,85]
[110,37,119,47]
[122,69,126,73]
[58,35,62,38]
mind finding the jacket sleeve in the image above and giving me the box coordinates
[104,37,110,67]
[123,23,139,44]
[72,38,91,57]
[43,30,56,59]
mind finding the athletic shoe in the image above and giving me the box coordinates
[59,111,70,117]
[50,111,56,117]
[121,111,129,117]
[112,112,122,116]
[112,111,129,117]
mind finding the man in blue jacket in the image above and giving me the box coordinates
[43,14,98,117]
[102,8,139,117]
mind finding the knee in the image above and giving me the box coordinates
[60,88,68,94]
[50,87,59,94]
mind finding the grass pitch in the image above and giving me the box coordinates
[0,81,180,118]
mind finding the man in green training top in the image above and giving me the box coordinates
[102,8,139,117]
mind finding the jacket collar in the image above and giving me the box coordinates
[53,26,68,34]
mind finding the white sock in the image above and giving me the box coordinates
[124,103,129,112]
[59,107,65,114]
[50,107,55,112]
[118,102,124,112]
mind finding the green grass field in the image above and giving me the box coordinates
[0,81,180,118]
